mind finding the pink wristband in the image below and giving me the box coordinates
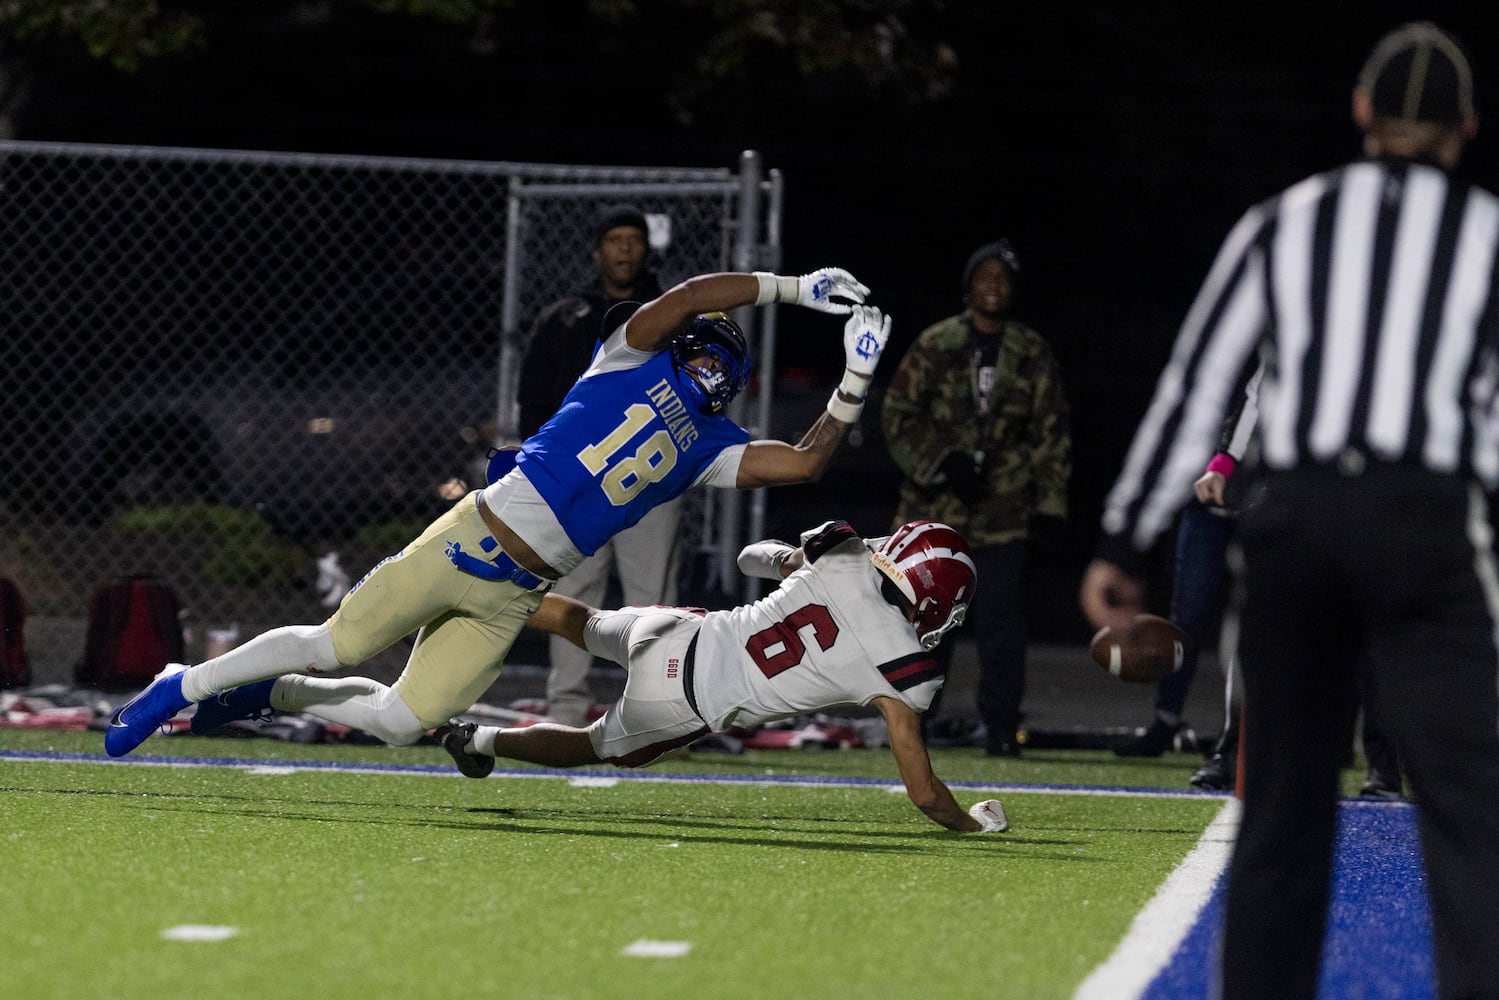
[1205,453,1237,477]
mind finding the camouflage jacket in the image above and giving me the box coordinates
[880,314,1071,544]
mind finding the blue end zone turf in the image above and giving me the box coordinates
[1144,801,1433,1000]
[1318,804,1434,998]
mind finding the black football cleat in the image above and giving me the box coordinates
[436,720,495,779]
[1116,717,1179,758]
[1359,768,1404,800]
[1190,753,1235,792]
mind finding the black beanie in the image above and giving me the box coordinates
[593,204,650,246]
[963,239,1021,292]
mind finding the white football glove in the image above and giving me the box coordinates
[842,305,891,381]
[969,799,1009,833]
[794,267,869,315]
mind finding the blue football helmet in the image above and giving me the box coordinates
[671,312,751,414]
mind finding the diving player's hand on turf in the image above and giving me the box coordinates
[969,799,1009,833]
[794,267,870,315]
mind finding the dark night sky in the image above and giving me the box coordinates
[12,1,1495,632]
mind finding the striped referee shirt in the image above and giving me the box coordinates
[1102,155,1499,559]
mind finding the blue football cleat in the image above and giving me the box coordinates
[104,663,191,757]
[190,679,277,734]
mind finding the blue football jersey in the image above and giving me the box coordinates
[517,350,750,556]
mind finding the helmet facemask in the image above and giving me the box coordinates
[915,597,969,651]
[671,312,751,414]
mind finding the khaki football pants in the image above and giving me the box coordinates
[326,492,546,728]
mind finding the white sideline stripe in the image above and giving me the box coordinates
[621,939,691,958]
[2,755,1229,803]
[161,924,239,942]
[1,750,1233,799]
[569,776,620,788]
[1073,798,1240,1000]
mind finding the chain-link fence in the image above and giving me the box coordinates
[0,140,779,673]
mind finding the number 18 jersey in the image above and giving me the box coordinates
[508,329,750,561]
[691,537,946,731]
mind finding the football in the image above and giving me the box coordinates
[1088,613,1189,684]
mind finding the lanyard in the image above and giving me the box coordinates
[969,330,1003,464]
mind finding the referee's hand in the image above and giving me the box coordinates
[1194,470,1228,506]
[1078,559,1144,631]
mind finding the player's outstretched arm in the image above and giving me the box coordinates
[875,696,992,832]
[735,306,891,488]
[625,268,868,353]
[734,412,849,488]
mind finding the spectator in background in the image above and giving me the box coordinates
[1179,459,1249,792]
[517,204,682,726]
[1159,366,1406,801]
[517,205,664,437]
[881,239,1071,758]
[1115,365,1261,762]
[1081,22,1499,997]
[1116,360,1406,801]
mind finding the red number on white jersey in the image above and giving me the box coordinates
[745,604,839,679]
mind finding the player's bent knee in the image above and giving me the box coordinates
[380,726,427,746]
[369,689,428,746]
[288,623,341,672]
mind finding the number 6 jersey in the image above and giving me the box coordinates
[691,534,945,731]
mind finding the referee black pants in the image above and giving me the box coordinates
[1221,466,1499,1000]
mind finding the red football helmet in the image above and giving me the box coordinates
[870,521,978,650]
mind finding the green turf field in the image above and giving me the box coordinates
[0,729,1368,999]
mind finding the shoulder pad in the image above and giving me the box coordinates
[485,446,520,485]
[799,520,859,563]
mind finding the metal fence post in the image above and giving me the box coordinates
[497,174,526,443]
[744,166,785,602]
[723,149,764,597]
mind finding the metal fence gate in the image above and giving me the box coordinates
[0,140,781,671]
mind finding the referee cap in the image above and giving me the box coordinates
[1358,22,1474,124]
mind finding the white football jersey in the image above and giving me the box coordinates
[690,537,944,732]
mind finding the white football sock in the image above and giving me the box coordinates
[274,674,426,747]
[180,624,339,703]
[471,726,499,756]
